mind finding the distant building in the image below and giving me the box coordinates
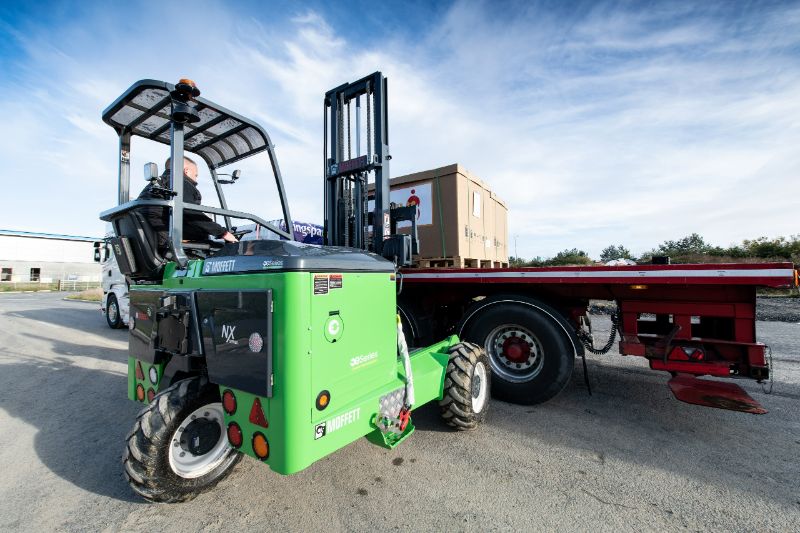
[0,229,102,283]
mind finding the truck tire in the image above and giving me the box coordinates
[463,302,574,405]
[106,293,123,329]
[439,342,490,430]
[123,376,241,503]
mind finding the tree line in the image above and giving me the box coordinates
[509,233,800,267]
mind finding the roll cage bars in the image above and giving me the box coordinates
[99,79,294,268]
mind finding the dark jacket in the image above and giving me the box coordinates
[138,173,227,251]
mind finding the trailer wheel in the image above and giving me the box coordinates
[123,376,241,503]
[463,303,573,405]
[439,342,490,430]
[106,293,123,329]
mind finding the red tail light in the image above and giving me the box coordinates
[222,389,237,415]
[227,422,243,448]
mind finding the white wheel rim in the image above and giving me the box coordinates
[168,403,231,479]
[471,361,488,413]
[108,300,118,321]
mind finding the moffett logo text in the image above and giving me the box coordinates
[204,259,236,274]
[314,408,361,439]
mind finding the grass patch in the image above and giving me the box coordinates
[65,288,103,302]
[0,282,59,292]
[757,287,800,298]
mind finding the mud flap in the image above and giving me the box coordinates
[667,374,767,414]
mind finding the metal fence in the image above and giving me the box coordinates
[0,281,101,292]
[57,280,101,292]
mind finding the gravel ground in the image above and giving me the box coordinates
[0,293,798,532]
[590,297,800,323]
[756,297,800,322]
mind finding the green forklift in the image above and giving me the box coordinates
[100,75,490,503]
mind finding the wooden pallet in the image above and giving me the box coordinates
[414,257,509,269]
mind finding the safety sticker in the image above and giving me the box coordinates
[314,275,329,295]
[329,274,343,289]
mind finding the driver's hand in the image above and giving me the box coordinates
[221,231,238,243]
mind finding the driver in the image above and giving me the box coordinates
[138,156,238,252]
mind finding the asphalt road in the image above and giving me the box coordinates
[0,292,798,532]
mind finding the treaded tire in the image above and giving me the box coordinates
[106,293,123,329]
[463,302,574,405]
[439,342,490,430]
[122,376,241,503]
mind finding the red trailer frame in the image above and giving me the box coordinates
[398,262,797,412]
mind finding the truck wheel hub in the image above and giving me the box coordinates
[486,324,545,383]
[502,337,531,363]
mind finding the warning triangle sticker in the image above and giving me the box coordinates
[249,397,268,428]
[135,361,144,380]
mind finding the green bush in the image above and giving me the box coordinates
[512,234,800,267]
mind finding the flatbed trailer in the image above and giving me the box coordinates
[316,72,796,414]
[397,262,798,412]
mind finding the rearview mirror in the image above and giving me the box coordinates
[144,162,159,181]
[93,242,101,263]
[217,169,241,184]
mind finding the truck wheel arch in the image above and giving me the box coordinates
[457,294,583,358]
[457,294,584,405]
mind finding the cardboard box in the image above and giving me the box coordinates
[380,164,508,266]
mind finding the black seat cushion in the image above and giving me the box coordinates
[110,210,170,281]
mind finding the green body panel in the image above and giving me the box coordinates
[126,258,456,475]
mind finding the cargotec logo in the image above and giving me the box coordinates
[221,325,237,344]
[350,352,378,368]
[314,408,361,439]
[204,259,236,274]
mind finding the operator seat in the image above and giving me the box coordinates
[109,209,171,281]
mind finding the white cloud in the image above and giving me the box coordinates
[0,1,798,258]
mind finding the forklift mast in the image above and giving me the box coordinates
[323,72,417,265]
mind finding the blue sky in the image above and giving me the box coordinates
[1,0,798,259]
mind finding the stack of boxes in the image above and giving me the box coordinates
[386,164,508,268]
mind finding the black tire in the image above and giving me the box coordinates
[122,376,241,503]
[397,298,433,348]
[463,302,574,405]
[106,293,123,329]
[439,342,490,430]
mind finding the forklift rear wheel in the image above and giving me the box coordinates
[106,293,123,329]
[123,376,241,503]
[463,302,574,405]
[439,342,491,430]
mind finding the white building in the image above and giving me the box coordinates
[0,229,102,284]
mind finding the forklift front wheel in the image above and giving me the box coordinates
[439,342,491,430]
[123,376,241,503]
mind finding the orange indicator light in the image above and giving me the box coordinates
[252,432,269,460]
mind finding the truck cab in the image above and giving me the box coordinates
[95,231,129,328]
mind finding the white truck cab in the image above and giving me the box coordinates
[95,233,129,328]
